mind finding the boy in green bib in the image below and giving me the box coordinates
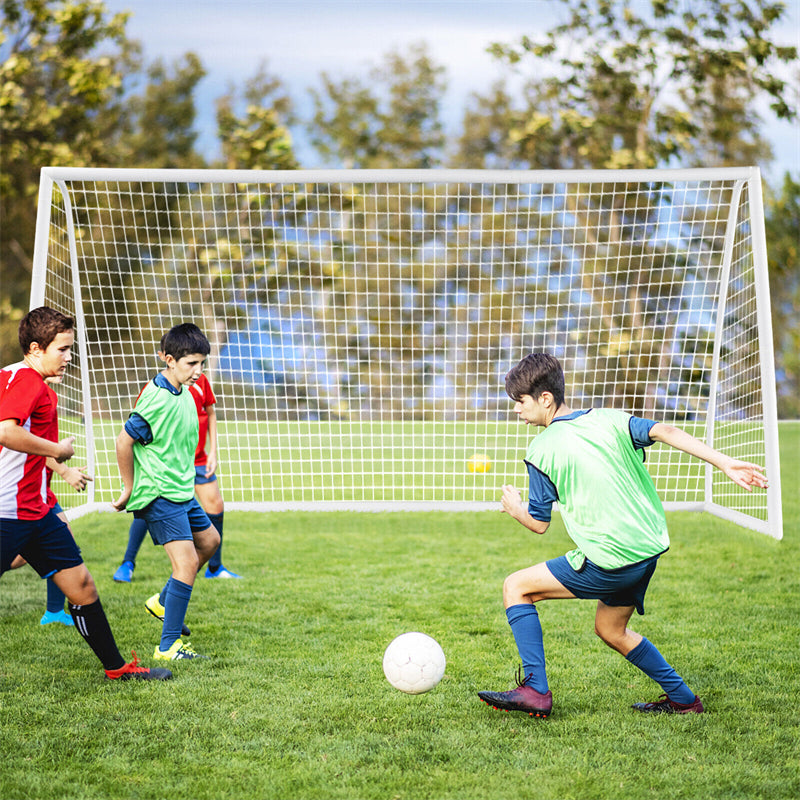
[113,324,220,661]
[478,353,768,718]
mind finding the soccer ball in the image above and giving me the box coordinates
[467,453,492,473]
[382,632,446,694]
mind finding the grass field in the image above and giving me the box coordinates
[1,424,797,800]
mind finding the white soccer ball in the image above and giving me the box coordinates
[382,632,446,694]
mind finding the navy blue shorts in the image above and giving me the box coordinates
[546,553,662,615]
[0,509,82,578]
[133,497,211,546]
[194,465,218,486]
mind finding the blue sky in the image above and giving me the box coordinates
[106,0,799,178]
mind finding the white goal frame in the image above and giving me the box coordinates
[30,167,783,539]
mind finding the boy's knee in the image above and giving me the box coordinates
[59,565,99,606]
[502,572,525,607]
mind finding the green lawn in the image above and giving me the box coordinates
[0,424,797,800]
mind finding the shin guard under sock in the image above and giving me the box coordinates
[159,578,193,651]
[207,512,224,570]
[506,603,548,693]
[625,637,696,704]
[69,599,125,671]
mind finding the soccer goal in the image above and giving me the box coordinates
[30,167,783,539]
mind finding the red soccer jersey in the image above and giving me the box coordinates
[0,363,58,520]
[189,373,216,466]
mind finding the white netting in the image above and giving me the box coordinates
[32,168,781,537]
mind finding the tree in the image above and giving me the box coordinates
[308,43,447,168]
[455,0,797,169]
[117,53,207,168]
[764,172,800,418]
[215,63,298,170]
[0,0,138,363]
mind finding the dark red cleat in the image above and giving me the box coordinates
[478,668,552,718]
[631,694,704,714]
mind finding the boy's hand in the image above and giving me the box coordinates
[205,453,217,478]
[55,436,75,463]
[112,486,131,511]
[61,465,92,492]
[500,484,526,519]
[722,458,769,492]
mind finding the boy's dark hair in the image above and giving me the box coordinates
[505,353,565,406]
[18,306,74,355]
[160,323,211,360]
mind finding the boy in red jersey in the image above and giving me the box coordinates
[7,370,92,627]
[0,307,171,681]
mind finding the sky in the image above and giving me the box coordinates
[104,0,799,179]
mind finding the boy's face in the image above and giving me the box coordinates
[164,352,206,388]
[27,330,74,379]
[513,393,551,427]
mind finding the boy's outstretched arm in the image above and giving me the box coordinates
[649,423,769,492]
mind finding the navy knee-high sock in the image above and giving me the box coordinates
[207,512,224,570]
[506,603,548,693]
[123,518,148,565]
[159,578,193,651]
[625,637,696,704]
[46,577,67,613]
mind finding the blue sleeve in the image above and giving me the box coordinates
[525,460,559,522]
[124,412,153,445]
[629,416,657,449]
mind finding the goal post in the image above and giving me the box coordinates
[30,166,783,539]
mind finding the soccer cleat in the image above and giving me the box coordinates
[631,694,705,714]
[204,564,243,579]
[153,639,208,661]
[105,652,173,681]
[40,609,75,627]
[478,667,553,718]
[113,560,135,582]
[144,593,191,637]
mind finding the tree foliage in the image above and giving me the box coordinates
[308,43,447,168]
[117,53,207,168]
[0,0,137,341]
[216,64,298,170]
[456,0,797,169]
[764,173,800,418]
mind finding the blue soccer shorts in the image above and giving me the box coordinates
[133,497,211,546]
[194,465,218,486]
[546,553,662,615]
[0,508,82,578]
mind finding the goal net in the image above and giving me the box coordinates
[31,167,783,539]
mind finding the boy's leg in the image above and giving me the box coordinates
[158,539,198,651]
[113,518,148,581]
[53,564,125,670]
[479,562,575,716]
[594,601,701,711]
[41,577,73,626]
[154,535,213,659]
[196,481,240,578]
[193,524,221,572]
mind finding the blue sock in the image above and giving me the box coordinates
[46,577,66,613]
[506,603,548,694]
[159,578,193,651]
[207,512,224,571]
[124,518,148,565]
[625,637,696,704]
